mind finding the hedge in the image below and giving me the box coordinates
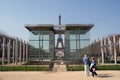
[0,66,49,71]
[67,65,120,71]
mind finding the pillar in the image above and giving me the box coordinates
[100,38,104,64]
[26,42,28,62]
[7,39,11,64]
[97,38,100,64]
[15,38,18,65]
[12,41,15,63]
[92,40,94,57]
[119,38,120,61]
[104,38,106,62]
[94,40,97,58]
[23,41,25,62]
[2,37,5,65]
[113,36,117,64]
[108,38,112,62]
[19,39,22,63]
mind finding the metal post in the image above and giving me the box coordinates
[92,41,94,57]
[94,40,97,58]
[113,36,117,64]
[104,39,106,63]
[97,38,100,64]
[119,38,120,61]
[108,38,112,62]
[23,41,25,62]
[100,38,104,64]
[19,39,22,63]
[75,31,77,59]
[7,39,11,64]
[42,32,43,60]
[2,37,5,65]
[26,42,28,62]
[15,38,18,65]
[12,41,15,63]
[39,32,40,62]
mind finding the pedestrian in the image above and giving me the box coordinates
[83,54,90,77]
[90,57,97,77]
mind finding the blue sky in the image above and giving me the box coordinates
[0,0,120,42]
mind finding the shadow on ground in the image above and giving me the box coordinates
[97,74,113,78]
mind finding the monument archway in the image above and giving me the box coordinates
[25,15,93,61]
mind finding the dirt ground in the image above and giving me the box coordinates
[0,71,120,80]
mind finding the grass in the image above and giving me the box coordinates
[97,65,120,70]
[0,64,120,71]
[0,66,49,71]
[67,65,120,71]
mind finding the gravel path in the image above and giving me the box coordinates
[0,71,120,80]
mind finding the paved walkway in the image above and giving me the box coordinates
[0,71,120,80]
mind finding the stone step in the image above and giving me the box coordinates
[52,63,66,72]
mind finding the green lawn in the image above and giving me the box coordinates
[67,65,120,71]
[0,66,49,71]
[0,64,120,71]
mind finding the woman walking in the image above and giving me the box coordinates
[90,58,97,77]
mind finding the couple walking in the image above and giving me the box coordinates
[83,54,97,77]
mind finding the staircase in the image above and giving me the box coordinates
[52,63,66,72]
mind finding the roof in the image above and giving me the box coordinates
[66,24,94,30]
[25,24,54,31]
[25,24,94,34]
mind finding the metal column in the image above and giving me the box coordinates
[2,37,5,65]
[26,42,28,62]
[23,41,25,62]
[12,41,15,63]
[15,38,18,65]
[113,36,117,64]
[7,39,11,64]
[100,38,104,64]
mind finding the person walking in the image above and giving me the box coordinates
[90,58,97,77]
[83,54,90,77]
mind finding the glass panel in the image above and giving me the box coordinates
[43,41,49,50]
[29,31,39,40]
[65,29,90,60]
[70,49,76,53]
[80,31,90,39]
[28,30,54,60]
[29,41,39,48]
[43,35,49,40]
[70,40,76,49]
[80,40,90,49]
[70,35,76,40]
